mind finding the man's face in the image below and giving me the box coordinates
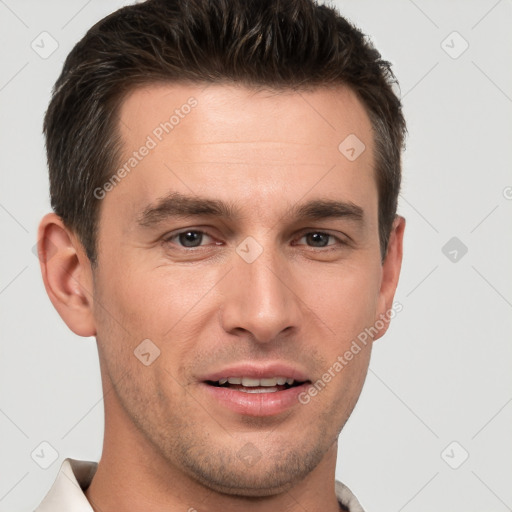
[91,83,393,495]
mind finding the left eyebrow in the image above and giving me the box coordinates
[289,199,365,223]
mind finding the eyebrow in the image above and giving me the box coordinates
[291,199,364,222]
[137,192,364,228]
[137,192,241,227]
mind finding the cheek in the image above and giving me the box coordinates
[94,262,224,389]
[296,259,382,339]
[99,261,217,338]
[92,273,193,414]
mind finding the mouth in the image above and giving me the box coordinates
[205,376,308,394]
[200,365,312,416]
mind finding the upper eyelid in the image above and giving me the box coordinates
[294,226,348,239]
[164,227,213,238]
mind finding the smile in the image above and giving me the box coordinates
[207,376,305,394]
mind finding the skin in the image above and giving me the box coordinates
[38,83,405,512]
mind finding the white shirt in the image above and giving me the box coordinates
[34,458,365,511]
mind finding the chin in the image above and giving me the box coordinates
[190,468,299,498]
[179,442,326,498]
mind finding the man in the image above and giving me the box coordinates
[35,0,406,510]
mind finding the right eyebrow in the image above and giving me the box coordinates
[137,192,241,228]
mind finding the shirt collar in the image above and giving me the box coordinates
[35,458,365,512]
[35,458,96,512]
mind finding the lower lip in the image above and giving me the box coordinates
[201,382,310,417]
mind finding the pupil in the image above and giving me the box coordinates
[307,233,328,247]
[179,231,202,247]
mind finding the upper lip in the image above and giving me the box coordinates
[199,362,310,383]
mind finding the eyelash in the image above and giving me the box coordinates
[163,230,218,249]
[162,229,347,250]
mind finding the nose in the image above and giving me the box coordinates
[219,245,302,344]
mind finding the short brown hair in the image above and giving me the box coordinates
[44,0,406,264]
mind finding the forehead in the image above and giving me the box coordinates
[107,82,376,226]
[118,82,373,156]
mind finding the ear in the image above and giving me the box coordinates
[373,215,405,341]
[37,213,96,337]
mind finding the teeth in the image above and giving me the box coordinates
[219,376,294,387]
[239,386,278,393]
[241,377,261,387]
[259,377,278,386]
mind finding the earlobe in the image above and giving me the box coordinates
[374,215,406,341]
[37,213,97,338]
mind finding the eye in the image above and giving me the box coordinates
[296,232,339,248]
[165,230,215,248]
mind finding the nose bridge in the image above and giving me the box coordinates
[220,240,300,342]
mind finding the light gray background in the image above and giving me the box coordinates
[1,1,511,511]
